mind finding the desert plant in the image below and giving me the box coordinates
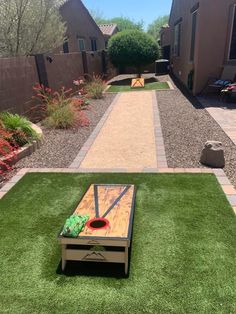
[0,112,38,146]
[33,85,90,129]
[85,76,106,99]
[108,30,159,77]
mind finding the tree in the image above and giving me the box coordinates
[108,30,159,76]
[0,0,66,57]
[108,17,143,32]
[90,10,144,32]
[147,15,169,42]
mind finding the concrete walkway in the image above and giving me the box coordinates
[199,97,236,145]
[70,91,167,171]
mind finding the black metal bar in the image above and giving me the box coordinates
[102,185,131,218]
[94,185,99,218]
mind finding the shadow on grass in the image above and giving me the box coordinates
[56,260,128,278]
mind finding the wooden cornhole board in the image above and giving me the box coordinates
[58,184,136,274]
[131,77,145,88]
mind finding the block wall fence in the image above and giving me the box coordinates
[0,51,117,116]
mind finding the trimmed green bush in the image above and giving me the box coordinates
[108,30,159,73]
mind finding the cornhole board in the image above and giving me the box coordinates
[131,78,145,88]
[58,184,136,274]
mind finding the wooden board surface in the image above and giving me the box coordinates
[73,184,135,239]
[131,78,145,88]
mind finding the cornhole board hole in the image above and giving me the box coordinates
[58,184,136,275]
[131,78,145,88]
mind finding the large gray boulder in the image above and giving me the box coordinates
[200,141,225,168]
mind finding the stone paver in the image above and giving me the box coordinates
[71,91,164,170]
[199,97,236,145]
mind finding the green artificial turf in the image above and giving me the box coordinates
[0,173,236,313]
[107,81,169,92]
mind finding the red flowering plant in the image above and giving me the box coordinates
[73,78,87,96]
[32,84,90,129]
[0,124,18,175]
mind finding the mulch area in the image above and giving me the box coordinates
[0,93,116,188]
[156,75,236,187]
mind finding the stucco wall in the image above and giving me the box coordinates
[160,26,171,47]
[45,53,84,91]
[60,0,105,53]
[195,0,236,94]
[0,57,38,114]
[169,0,236,95]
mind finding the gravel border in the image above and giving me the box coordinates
[156,75,236,188]
[0,93,116,188]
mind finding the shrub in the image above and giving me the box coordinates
[33,85,90,129]
[44,103,75,129]
[85,76,106,99]
[108,30,159,76]
[0,125,17,174]
[0,112,38,146]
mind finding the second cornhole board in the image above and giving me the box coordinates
[131,78,145,88]
[58,184,136,274]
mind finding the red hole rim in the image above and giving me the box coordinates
[86,218,110,230]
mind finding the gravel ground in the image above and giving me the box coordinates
[0,93,116,188]
[156,76,236,187]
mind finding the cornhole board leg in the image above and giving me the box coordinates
[61,244,67,271]
[125,246,129,275]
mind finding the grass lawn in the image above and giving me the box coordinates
[1,173,236,313]
[107,81,169,93]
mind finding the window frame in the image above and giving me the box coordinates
[77,38,86,52]
[189,10,198,62]
[174,22,181,57]
[63,41,69,54]
[228,4,236,60]
[91,38,97,52]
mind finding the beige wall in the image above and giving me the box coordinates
[169,0,236,95]
[60,0,105,53]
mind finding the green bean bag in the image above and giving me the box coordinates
[62,214,89,238]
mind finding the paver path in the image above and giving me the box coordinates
[199,97,236,145]
[70,91,166,171]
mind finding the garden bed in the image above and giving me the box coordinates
[0,94,116,186]
[156,81,236,187]
[1,172,235,313]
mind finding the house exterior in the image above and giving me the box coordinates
[159,25,171,59]
[169,0,236,95]
[59,0,105,53]
[98,24,119,48]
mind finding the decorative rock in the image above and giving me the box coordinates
[200,141,225,168]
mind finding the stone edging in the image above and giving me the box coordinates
[152,91,168,168]
[69,93,121,168]
[166,81,175,90]
[0,167,235,215]
[1,123,43,168]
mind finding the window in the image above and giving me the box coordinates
[229,5,236,60]
[77,38,85,52]
[190,11,197,61]
[63,41,69,53]
[174,22,181,56]
[91,38,97,51]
